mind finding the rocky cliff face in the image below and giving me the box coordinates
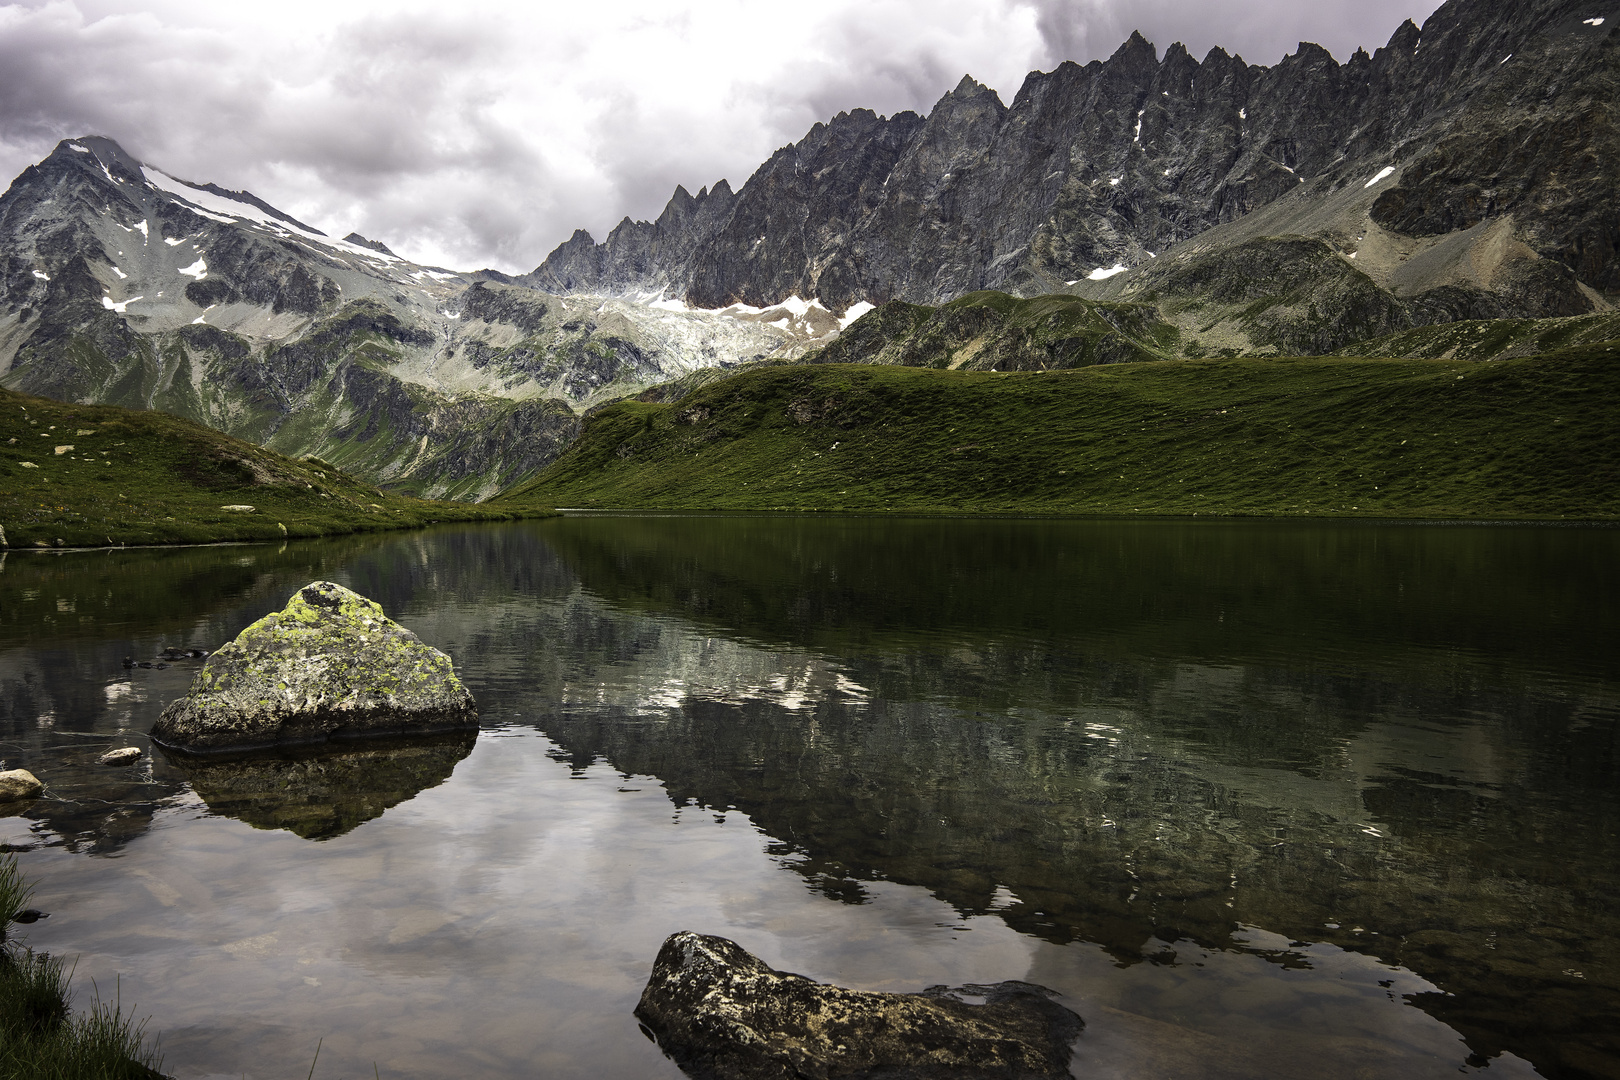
[533,0,1618,332]
[0,139,837,497]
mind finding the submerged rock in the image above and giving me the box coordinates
[98,747,143,766]
[151,581,477,753]
[0,770,43,801]
[635,932,1082,1080]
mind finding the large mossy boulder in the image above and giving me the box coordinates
[151,581,477,754]
[636,932,1082,1080]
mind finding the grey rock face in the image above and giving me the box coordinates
[635,931,1082,1080]
[533,0,1617,322]
[342,232,398,257]
[151,581,477,754]
[528,179,739,297]
[0,769,43,801]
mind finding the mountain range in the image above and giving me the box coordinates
[1,0,1614,497]
[0,139,836,497]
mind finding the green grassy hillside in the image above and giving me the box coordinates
[0,387,544,548]
[499,342,1620,519]
[1336,311,1620,362]
[801,290,1177,370]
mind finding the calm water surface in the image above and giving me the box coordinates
[0,516,1615,1080]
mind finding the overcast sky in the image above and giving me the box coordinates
[0,0,1443,273]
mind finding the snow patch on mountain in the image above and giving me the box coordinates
[1364,166,1397,188]
[142,166,400,265]
[838,301,875,328]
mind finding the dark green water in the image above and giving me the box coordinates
[0,516,1615,1079]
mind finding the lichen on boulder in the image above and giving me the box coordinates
[151,581,477,754]
[635,931,1083,1080]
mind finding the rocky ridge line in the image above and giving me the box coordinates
[532,0,1618,323]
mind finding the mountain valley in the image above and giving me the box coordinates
[1,0,1615,517]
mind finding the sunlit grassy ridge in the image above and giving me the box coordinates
[0,388,543,548]
[500,341,1620,519]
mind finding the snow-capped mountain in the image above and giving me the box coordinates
[0,137,842,497]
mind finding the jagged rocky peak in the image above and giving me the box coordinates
[0,132,430,336]
[343,232,397,257]
[528,0,1618,322]
[63,135,146,183]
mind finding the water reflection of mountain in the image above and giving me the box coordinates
[162,734,477,840]
[535,515,1619,689]
[3,518,1618,1077]
[516,517,1620,1080]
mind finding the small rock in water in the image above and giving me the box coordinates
[151,580,478,753]
[636,931,1083,1080]
[10,909,48,924]
[0,770,44,801]
[99,747,143,766]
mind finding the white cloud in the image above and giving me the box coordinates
[0,0,1442,273]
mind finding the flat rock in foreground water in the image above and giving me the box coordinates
[151,581,477,754]
[636,931,1082,1080]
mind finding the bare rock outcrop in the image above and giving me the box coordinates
[0,770,43,801]
[635,931,1082,1080]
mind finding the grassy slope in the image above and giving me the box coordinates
[0,388,542,548]
[499,341,1620,519]
[800,291,1177,370]
[1336,311,1620,362]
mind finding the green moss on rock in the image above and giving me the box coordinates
[151,581,478,753]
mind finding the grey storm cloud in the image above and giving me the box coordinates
[0,0,1440,273]
[1016,0,1444,69]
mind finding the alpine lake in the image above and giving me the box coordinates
[0,515,1615,1080]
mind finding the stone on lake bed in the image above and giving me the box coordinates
[636,931,1083,1080]
[151,581,477,754]
[98,747,143,766]
[0,770,44,801]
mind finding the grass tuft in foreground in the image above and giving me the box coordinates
[0,855,165,1079]
[499,341,1620,519]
